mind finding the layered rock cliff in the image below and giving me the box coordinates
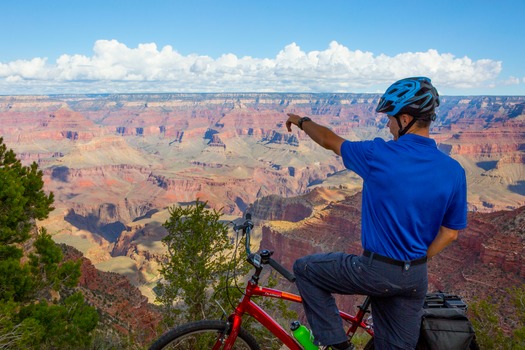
[60,244,161,345]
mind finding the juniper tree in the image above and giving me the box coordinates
[155,200,238,323]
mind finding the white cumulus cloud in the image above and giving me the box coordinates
[0,39,507,95]
[502,76,521,86]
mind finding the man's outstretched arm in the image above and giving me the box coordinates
[286,113,345,156]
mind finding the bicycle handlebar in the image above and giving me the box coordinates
[233,213,296,283]
[268,256,296,282]
[232,213,254,255]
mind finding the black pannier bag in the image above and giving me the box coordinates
[417,292,477,350]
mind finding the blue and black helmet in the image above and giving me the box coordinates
[376,77,440,119]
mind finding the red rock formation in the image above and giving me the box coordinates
[497,153,525,167]
[61,245,161,345]
[445,129,525,157]
[1,105,102,142]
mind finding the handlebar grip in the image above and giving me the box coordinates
[268,258,296,283]
[245,226,251,255]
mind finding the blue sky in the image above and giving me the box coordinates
[1,0,524,95]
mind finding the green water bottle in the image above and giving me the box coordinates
[290,321,318,350]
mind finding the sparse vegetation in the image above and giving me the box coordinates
[155,200,237,323]
[0,137,99,349]
[469,285,525,349]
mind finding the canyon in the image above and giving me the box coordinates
[0,93,524,340]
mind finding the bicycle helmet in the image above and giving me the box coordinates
[376,77,440,136]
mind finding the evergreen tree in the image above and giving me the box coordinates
[155,200,238,323]
[0,138,54,245]
[0,137,98,349]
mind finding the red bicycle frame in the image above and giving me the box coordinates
[221,276,374,349]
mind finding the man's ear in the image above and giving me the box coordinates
[400,114,413,126]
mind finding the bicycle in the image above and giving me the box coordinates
[148,213,374,350]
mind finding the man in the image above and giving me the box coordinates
[285,77,467,350]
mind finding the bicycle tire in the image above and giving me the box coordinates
[148,319,261,350]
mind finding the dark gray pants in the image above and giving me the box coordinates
[293,252,427,349]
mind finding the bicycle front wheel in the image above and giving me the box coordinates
[148,319,261,350]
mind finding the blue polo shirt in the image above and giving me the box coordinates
[340,134,467,261]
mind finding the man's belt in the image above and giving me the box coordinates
[363,250,427,267]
